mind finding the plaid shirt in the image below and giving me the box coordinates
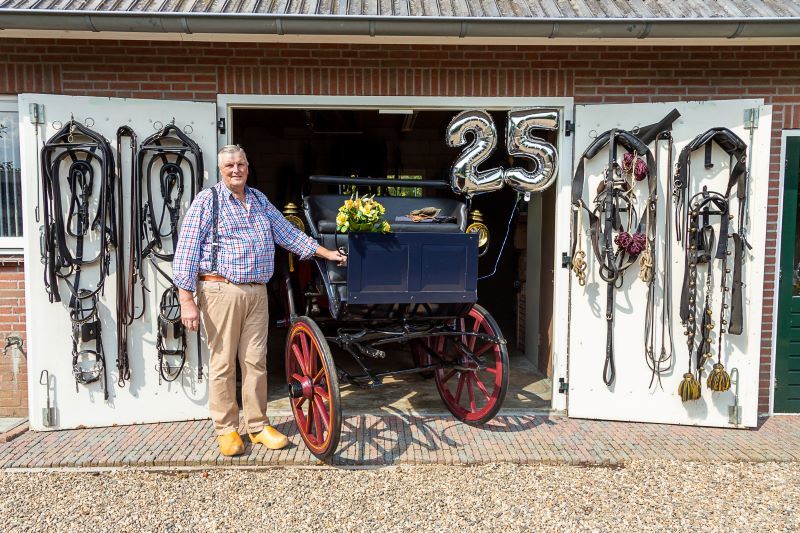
[173,182,318,292]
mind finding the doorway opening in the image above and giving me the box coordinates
[229,106,557,415]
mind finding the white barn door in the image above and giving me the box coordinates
[566,100,771,428]
[18,94,217,430]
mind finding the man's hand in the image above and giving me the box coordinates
[178,287,201,332]
[315,246,348,267]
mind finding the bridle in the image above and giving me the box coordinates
[675,127,747,399]
[571,129,657,387]
[40,119,118,398]
[135,123,204,383]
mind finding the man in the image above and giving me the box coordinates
[173,145,346,456]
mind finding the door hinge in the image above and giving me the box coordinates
[558,377,568,394]
[565,120,575,137]
[217,117,226,134]
[744,108,759,129]
[561,252,572,269]
[29,103,45,125]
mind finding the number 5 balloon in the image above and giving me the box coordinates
[504,109,559,194]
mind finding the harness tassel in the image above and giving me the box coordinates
[707,363,731,392]
[678,372,702,402]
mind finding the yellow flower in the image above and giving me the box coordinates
[337,194,390,233]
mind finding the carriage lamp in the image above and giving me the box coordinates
[283,202,306,272]
[466,210,490,257]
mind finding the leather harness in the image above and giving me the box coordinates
[675,128,747,390]
[135,124,204,383]
[571,129,657,386]
[570,110,680,387]
[40,119,118,398]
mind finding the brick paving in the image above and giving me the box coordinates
[1,414,799,469]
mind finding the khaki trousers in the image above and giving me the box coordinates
[197,280,269,436]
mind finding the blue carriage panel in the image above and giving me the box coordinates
[347,232,478,305]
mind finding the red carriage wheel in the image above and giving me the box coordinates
[432,304,509,425]
[285,317,341,460]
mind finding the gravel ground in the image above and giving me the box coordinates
[0,461,797,531]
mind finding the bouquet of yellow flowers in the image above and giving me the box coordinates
[336,193,391,233]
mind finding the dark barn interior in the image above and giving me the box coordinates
[230,107,555,414]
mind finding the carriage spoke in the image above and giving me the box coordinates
[294,409,307,435]
[473,373,492,401]
[308,344,317,378]
[314,385,330,401]
[474,341,495,357]
[312,400,324,443]
[293,397,306,409]
[469,316,482,351]
[441,369,457,384]
[466,372,477,411]
[454,372,467,404]
[292,344,308,376]
[314,396,330,431]
[436,336,445,354]
[300,333,310,372]
[312,369,325,384]
[305,401,313,436]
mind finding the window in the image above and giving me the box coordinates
[0,98,22,252]
[385,174,423,198]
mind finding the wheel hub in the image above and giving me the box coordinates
[289,376,315,400]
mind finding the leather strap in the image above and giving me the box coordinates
[210,186,219,274]
[729,233,744,335]
[199,273,227,283]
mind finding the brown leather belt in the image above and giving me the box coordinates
[198,274,228,283]
[198,274,265,286]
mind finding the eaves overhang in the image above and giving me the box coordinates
[1,10,800,44]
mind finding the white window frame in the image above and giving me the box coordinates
[0,96,23,254]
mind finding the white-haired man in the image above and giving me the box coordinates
[174,145,346,456]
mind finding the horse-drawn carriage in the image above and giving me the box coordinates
[278,176,509,459]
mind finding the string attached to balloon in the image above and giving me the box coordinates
[478,194,521,281]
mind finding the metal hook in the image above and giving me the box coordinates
[3,335,23,356]
[84,117,95,128]
[39,369,49,386]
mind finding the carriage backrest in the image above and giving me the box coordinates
[303,194,468,236]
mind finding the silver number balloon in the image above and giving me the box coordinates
[504,108,559,194]
[446,110,504,196]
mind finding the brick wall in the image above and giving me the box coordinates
[0,256,27,416]
[2,39,798,414]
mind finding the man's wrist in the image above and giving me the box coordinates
[178,287,196,304]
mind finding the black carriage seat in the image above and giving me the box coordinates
[303,194,468,308]
[304,194,468,236]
